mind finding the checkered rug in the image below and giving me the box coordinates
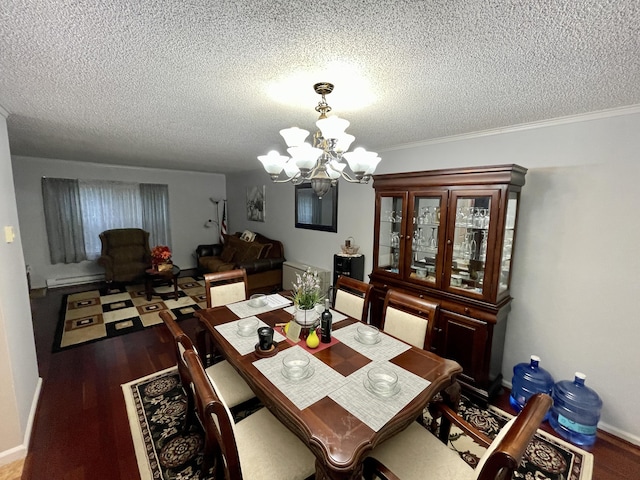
[53,276,206,352]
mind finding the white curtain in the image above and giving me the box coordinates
[79,180,143,259]
[140,183,171,247]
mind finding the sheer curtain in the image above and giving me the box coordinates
[79,180,143,259]
[140,183,171,247]
[42,177,87,264]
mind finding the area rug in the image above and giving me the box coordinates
[124,369,593,480]
[423,396,594,480]
[53,277,206,352]
[122,367,261,480]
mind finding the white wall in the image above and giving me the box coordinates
[0,109,40,464]
[227,107,640,444]
[12,156,227,288]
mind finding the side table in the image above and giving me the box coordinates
[145,265,181,301]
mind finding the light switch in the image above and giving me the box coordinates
[4,226,15,243]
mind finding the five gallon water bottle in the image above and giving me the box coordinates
[549,372,602,446]
[510,355,554,419]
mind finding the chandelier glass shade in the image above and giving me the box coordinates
[258,82,381,198]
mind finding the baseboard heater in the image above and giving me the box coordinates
[282,261,331,297]
[46,273,105,288]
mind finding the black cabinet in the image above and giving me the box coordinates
[333,254,365,286]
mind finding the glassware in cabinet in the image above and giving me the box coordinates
[377,194,405,274]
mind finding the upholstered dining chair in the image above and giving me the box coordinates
[159,311,255,414]
[204,268,249,307]
[333,275,373,322]
[363,393,553,480]
[380,289,439,349]
[183,349,316,480]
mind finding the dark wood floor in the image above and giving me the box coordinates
[22,281,640,479]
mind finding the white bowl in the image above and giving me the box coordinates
[367,367,398,396]
[248,294,267,308]
[237,317,259,336]
[357,324,380,344]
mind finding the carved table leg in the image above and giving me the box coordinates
[437,380,461,444]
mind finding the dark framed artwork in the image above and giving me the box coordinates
[246,185,265,222]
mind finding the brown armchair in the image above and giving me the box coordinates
[97,228,151,283]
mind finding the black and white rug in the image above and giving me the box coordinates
[53,277,206,351]
[123,368,593,480]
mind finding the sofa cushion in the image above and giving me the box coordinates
[259,243,273,259]
[199,257,234,273]
[237,242,266,262]
[220,246,236,263]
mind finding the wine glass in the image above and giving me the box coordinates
[479,231,488,261]
[428,227,437,249]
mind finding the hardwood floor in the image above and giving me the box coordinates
[22,281,640,479]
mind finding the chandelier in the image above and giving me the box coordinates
[258,82,381,198]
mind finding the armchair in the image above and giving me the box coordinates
[97,228,151,283]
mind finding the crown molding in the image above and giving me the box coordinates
[381,104,640,152]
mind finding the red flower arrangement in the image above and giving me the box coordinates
[151,245,172,264]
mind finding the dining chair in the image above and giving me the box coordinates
[333,275,373,322]
[204,268,249,307]
[159,311,255,413]
[380,288,439,349]
[363,393,553,480]
[183,349,316,480]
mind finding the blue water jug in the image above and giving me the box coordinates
[549,372,602,446]
[509,355,554,419]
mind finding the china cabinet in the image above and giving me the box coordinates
[369,164,526,402]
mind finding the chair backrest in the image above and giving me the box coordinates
[159,311,196,392]
[380,289,439,349]
[204,269,249,307]
[474,393,553,480]
[333,275,373,322]
[183,349,243,480]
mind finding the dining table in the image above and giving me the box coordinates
[195,293,462,480]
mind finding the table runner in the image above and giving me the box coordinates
[329,361,431,431]
[253,345,349,410]
[226,293,292,318]
[332,323,411,362]
[215,316,286,355]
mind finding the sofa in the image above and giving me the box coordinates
[196,232,285,295]
[98,228,151,283]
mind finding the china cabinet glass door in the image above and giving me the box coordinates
[446,190,499,298]
[409,194,446,286]
[377,194,405,275]
[498,192,519,296]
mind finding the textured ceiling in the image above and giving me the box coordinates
[1,0,639,174]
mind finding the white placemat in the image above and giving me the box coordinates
[329,361,431,431]
[215,317,286,356]
[332,323,411,361]
[253,345,348,410]
[282,306,349,324]
[226,293,292,318]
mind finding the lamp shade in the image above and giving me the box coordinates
[316,116,349,140]
[280,127,309,147]
[343,147,378,174]
[288,143,323,170]
[283,158,300,178]
[335,133,355,153]
[258,151,288,174]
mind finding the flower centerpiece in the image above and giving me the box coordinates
[291,268,324,328]
[151,245,172,271]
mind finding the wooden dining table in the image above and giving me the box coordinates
[195,298,462,480]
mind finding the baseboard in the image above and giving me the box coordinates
[501,377,640,447]
[0,377,42,467]
[46,273,105,288]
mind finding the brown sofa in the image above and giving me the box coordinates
[196,232,285,295]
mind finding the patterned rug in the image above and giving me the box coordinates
[423,396,594,480]
[122,367,261,480]
[123,369,593,480]
[53,277,206,351]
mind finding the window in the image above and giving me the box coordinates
[42,178,171,264]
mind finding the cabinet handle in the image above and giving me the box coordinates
[464,307,470,314]
[447,239,452,245]
[434,327,443,333]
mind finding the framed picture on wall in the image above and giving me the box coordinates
[246,185,265,222]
